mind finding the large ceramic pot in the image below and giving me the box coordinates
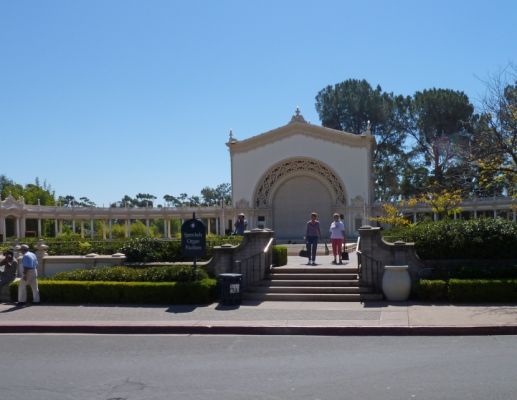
[382,265,411,301]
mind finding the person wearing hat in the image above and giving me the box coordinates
[17,244,40,305]
[0,250,18,290]
[233,213,248,235]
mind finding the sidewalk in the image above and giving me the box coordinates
[1,251,516,335]
[1,301,517,335]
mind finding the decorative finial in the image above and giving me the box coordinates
[363,120,372,136]
[289,107,307,124]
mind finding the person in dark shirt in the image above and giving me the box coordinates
[234,213,248,235]
[305,212,321,266]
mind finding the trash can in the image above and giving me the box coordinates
[218,273,242,305]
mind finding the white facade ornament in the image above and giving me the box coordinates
[288,107,307,124]
[254,158,347,207]
[228,129,238,144]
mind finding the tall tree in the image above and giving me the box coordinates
[471,65,517,197]
[409,88,475,192]
[315,79,412,201]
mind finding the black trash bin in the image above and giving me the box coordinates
[218,273,242,306]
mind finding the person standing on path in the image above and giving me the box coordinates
[0,250,18,289]
[305,212,321,266]
[234,213,248,235]
[329,213,346,264]
[17,244,40,306]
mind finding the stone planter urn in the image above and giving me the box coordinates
[382,265,411,301]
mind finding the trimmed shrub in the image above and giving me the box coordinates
[272,245,287,266]
[414,280,448,301]
[52,265,208,282]
[448,279,517,303]
[395,218,517,260]
[448,264,517,279]
[9,279,217,304]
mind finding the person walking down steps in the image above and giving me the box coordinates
[329,213,345,265]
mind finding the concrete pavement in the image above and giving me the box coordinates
[1,250,516,335]
[1,300,517,335]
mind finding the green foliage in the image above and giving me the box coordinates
[52,265,208,282]
[448,279,517,302]
[396,218,517,259]
[272,245,287,266]
[119,236,242,262]
[120,237,180,262]
[10,279,217,304]
[414,280,448,302]
[447,265,517,279]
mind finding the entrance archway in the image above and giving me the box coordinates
[272,176,333,240]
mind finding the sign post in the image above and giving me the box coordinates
[181,213,206,268]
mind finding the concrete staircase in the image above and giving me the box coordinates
[243,265,383,302]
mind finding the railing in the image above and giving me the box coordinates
[357,250,384,293]
[234,237,274,290]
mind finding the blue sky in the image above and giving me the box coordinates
[1,0,515,206]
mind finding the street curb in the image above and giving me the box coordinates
[1,324,517,335]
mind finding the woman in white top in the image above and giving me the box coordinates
[329,213,345,264]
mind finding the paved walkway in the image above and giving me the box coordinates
[1,250,516,335]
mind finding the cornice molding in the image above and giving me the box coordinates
[227,122,375,154]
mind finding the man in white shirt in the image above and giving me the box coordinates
[17,244,40,306]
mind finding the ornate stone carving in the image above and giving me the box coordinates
[1,194,24,209]
[288,107,307,124]
[254,158,346,207]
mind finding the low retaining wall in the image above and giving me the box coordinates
[41,254,127,277]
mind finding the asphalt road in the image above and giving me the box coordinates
[0,334,516,400]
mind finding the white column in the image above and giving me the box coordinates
[55,219,59,236]
[102,220,106,240]
[413,213,417,224]
[125,220,130,238]
[207,218,211,234]
[20,217,26,237]
[72,220,76,234]
[15,218,20,238]
[0,217,6,242]
[90,218,95,239]
[109,219,113,240]
[146,219,150,236]
[37,218,42,237]
[80,221,84,238]
[216,217,220,236]
[163,219,168,238]
[168,219,172,238]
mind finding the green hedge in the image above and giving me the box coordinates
[414,279,448,301]
[10,279,217,304]
[272,245,287,266]
[394,218,517,260]
[416,279,517,302]
[51,265,208,282]
[448,279,517,303]
[1,236,243,260]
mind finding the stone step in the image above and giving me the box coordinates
[272,266,358,274]
[271,273,359,280]
[242,292,384,302]
[262,279,360,287]
[247,286,373,294]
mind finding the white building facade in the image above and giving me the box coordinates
[228,109,375,240]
